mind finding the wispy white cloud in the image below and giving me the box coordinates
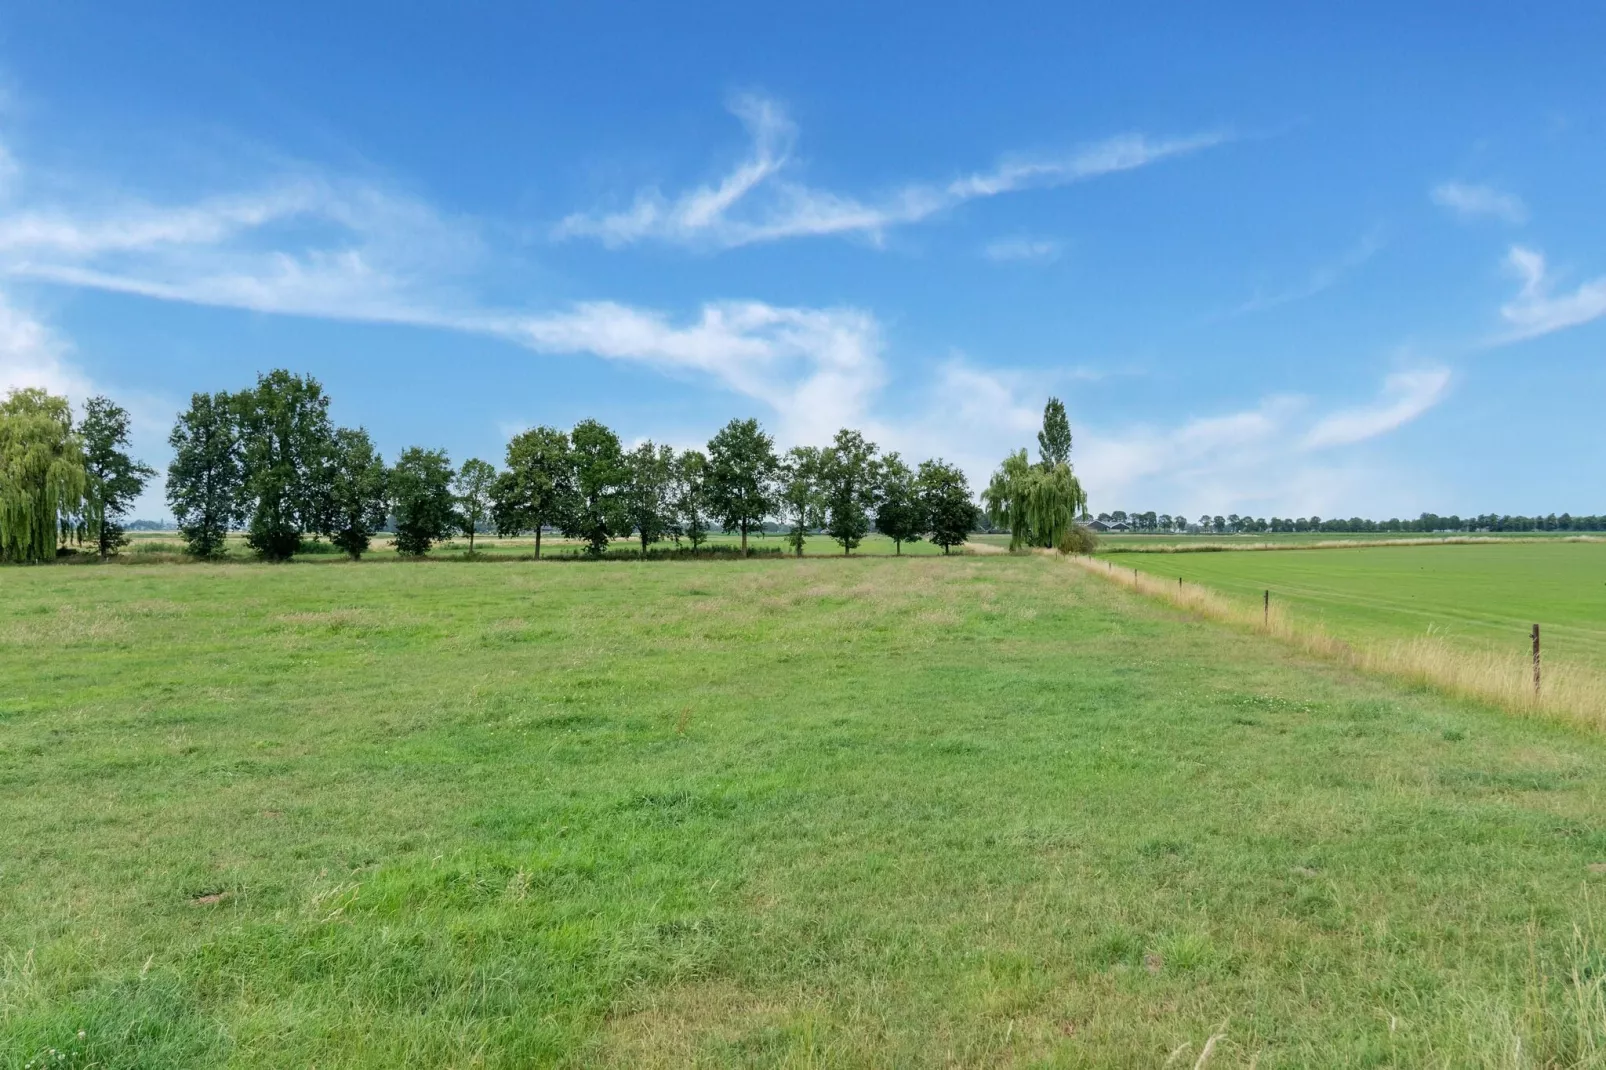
[1497,245,1606,341]
[1431,182,1527,224]
[1302,367,1450,448]
[983,236,1061,263]
[0,129,885,450]
[1229,228,1386,316]
[554,94,1230,249]
[494,300,884,446]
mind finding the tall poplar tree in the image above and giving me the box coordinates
[1038,397,1072,469]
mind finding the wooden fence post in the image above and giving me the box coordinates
[1263,589,1269,626]
[1532,624,1541,696]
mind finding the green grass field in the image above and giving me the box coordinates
[7,554,1606,1067]
[1104,541,1606,666]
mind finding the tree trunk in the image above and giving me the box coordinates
[740,522,748,555]
[895,539,902,555]
[468,528,475,553]
[535,526,542,559]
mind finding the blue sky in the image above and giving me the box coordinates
[2,3,1603,520]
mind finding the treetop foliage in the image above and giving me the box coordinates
[0,388,94,563]
[1037,397,1073,469]
[706,418,780,552]
[81,396,156,558]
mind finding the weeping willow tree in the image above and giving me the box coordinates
[982,448,1087,551]
[0,388,95,563]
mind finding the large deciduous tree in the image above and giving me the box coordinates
[673,449,711,551]
[0,388,91,563]
[492,426,576,558]
[390,447,456,556]
[326,427,388,560]
[235,370,334,560]
[453,458,496,554]
[79,395,155,559]
[623,441,676,554]
[166,391,242,559]
[918,459,974,555]
[706,418,778,554]
[778,445,824,557]
[874,452,925,555]
[983,449,1086,551]
[564,419,627,556]
[821,428,881,555]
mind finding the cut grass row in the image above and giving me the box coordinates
[6,556,1606,1065]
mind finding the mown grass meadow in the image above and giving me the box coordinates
[5,554,1606,1066]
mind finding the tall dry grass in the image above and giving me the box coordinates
[1067,554,1606,729]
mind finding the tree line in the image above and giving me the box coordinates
[158,370,984,561]
[1095,510,1606,535]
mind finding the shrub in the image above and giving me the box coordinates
[1058,524,1099,555]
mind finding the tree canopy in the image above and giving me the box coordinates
[1037,396,1073,469]
[673,449,711,550]
[0,388,91,564]
[874,452,924,555]
[326,427,388,560]
[80,395,155,558]
[236,370,334,560]
[391,447,456,555]
[706,418,779,554]
[565,419,627,556]
[983,449,1087,551]
[493,426,576,558]
[623,441,676,553]
[821,428,881,555]
[167,392,242,559]
[454,458,497,553]
[778,445,824,557]
[918,458,973,554]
